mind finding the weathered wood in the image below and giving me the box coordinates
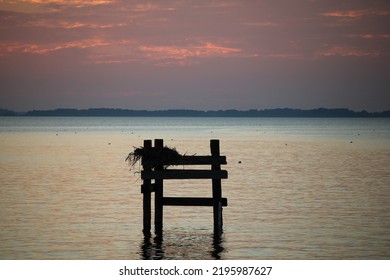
[142,155,227,166]
[141,169,228,180]
[142,140,152,235]
[163,197,227,207]
[141,183,155,193]
[154,139,164,236]
[139,139,228,237]
[211,139,223,235]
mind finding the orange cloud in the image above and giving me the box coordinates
[322,10,366,19]
[0,38,110,56]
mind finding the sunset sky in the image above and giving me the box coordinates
[1,0,389,112]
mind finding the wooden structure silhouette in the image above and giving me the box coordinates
[140,139,228,236]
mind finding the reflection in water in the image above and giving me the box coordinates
[140,230,225,260]
[211,233,224,260]
[140,234,164,260]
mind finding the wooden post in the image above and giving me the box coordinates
[211,139,223,235]
[142,140,152,236]
[154,139,164,236]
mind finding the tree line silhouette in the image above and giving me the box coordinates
[1,108,390,117]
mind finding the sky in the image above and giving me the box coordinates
[0,0,389,112]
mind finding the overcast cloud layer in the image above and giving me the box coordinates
[0,0,389,111]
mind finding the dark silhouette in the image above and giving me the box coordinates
[1,107,390,117]
[0,108,17,116]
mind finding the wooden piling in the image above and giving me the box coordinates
[154,139,164,236]
[142,140,152,236]
[139,139,228,236]
[211,139,223,235]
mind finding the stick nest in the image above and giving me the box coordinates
[126,145,182,170]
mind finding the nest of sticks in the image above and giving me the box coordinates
[126,145,182,170]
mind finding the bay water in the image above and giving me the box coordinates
[1,117,389,259]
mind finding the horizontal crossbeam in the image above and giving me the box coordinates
[142,155,227,166]
[141,183,155,193]
[141,169,228,180]
[163,197,228,207]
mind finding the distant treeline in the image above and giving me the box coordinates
[0,108,19,116]
[1,108,390,117]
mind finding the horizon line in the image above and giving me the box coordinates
[2,107,390,114]
[1,107,390,118]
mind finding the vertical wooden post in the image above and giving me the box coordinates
[154,139,164,236]
[142,140,152,236]
[211,139,223,235]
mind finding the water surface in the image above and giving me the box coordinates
[1,117,389,259]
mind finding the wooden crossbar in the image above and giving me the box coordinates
[163,197,228,207]
[141,169,228,180]
[142,155,227,166]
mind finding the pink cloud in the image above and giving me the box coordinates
[0,38,110,55]
[241,21,279,27]
[91,40,245,65]
[21,19,128,29]
[322,8,389,20]
[0,0,114,13]
[194,1,241,9]
[265,53,303,60]
[137,42,243,65]
[25,0,113,7]
[0,37,248,65]
[350,34,390,39]
[131,3,160,12]
[319,45,381,58]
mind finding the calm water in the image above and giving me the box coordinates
[1,117,389,259]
